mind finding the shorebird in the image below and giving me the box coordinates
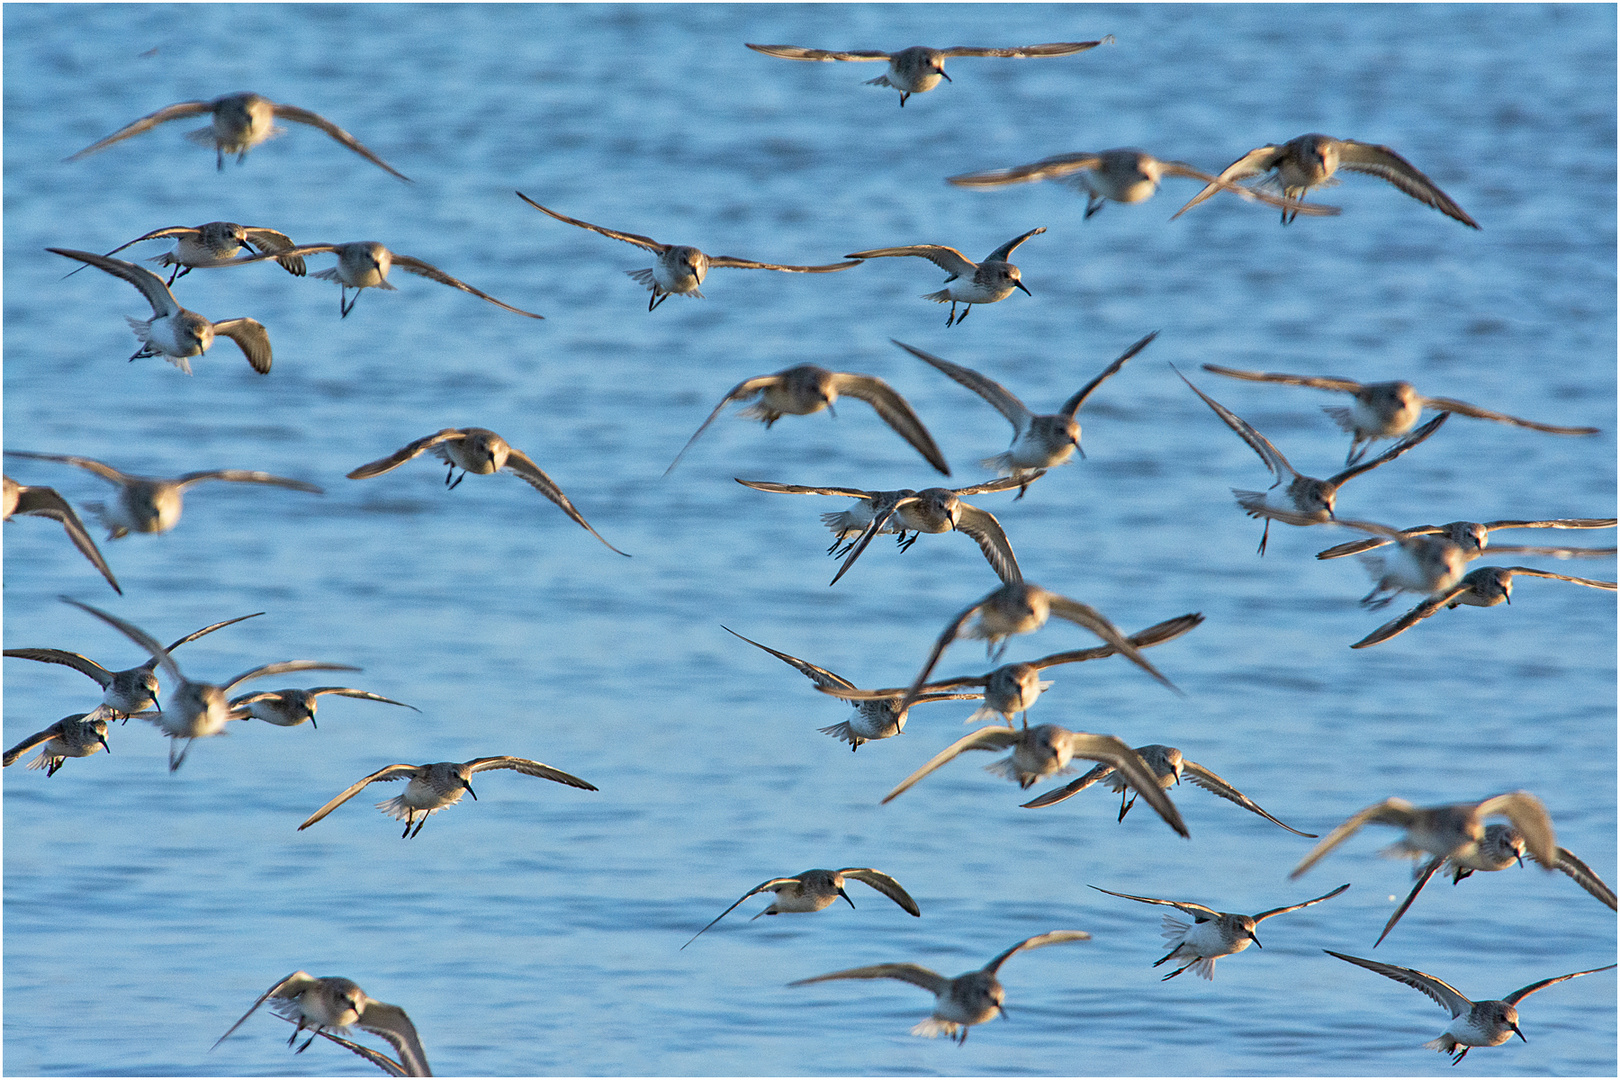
[1318,518,1617,561]
[817,613,1203,727]
[2,708,125,775]
[1092,883,1349,980]
[214,971,430,1076]
[882,724,1190,837]
[682,868,920,948]
[228,241,541,318]
[297,757,597,838]
[1375,825,1615,948]
[1334,521,1469,610]
[67,92,410,180]
[3,475,120,593]
[736,477,1022,585]
[790,931,1091,1043]
[722,626,984,750]
[59,598,355,771]
[1351,565,1617,648]
[48,249,272,374]
[848,227,1043,326]
[346,428,627,555]
[1324,952,1615,1064]
[1173,134,1478,227]
[5,451,321,538]
[1176,368,1448,553]
[1023,743,1315,837]
[948,148,1340,219]
[517,193,859,309]
[80,221,307,285]
[5,611,262,717]
[746,40,1112,106]
[1200,364,1598,464]
[896,333,1155,489]
[1290,792,1558,879]
[229,686,419,729]
[667,366,949,477]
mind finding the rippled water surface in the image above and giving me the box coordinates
[4,4,1615,1076]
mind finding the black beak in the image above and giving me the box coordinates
[99,738,111,754]
[1013,280,1031,296]
[1250,933,1262,949]
[838,888,855,910]
[938,68,952,82]
[1511,1023,1525,1044]
[465,784,478,801]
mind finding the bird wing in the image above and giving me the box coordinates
[221,661,360,695]
[241,228,307,276]
[981,930,1092,975]
[463,756,598,791]
[1199,364,1364,394]
[515,193,667,252]
[1087,884,1220,919]
[827,373,951,475]
[682,877,805,948]
[1175,367,1297,480]
[1333,140,1478,229]
[1325,412,1449,487]
[1045,595,1179,694]
[348,430,468,479]
[299,1025,408,1077]
[1375,856,1445,948]
[881,726,1020,804]
[353,999,431,1076]
[65,100,215,160]
[744,44,892,62]
[947,152,1106,187]
[892,339,1032,429]
[1181,760,1317,837]
[1317,526,1440,560]
[174,469,321,493]
[949,475,1032,497]
[95,225,199,262]
[1484,545,1617,559]
[307,688,421,711]
[1019,761,1113,808]
[46,248,180,317]
[706,255,863,273]
[941,39,1111,57]
[984,226,1046,263]
[1554,847,1618,910]
[1502,964,1618,1008]
[894,592,992,712]
[828,497,909,586]
[270,103,411,182]
[6,450,136,486]
[501,448,628,555]
[1059,331,1159,418]
[1496,567,1616,589]
[1252,882,1350,923]
[208,319,274,374]
[665,376,783,474]
[1158,161,1341,216]
[164,613,266,657]
[59,597,185,684]
[298,765,422,829]
[386,254,543,319]
[212,971,320,1048]
[1349,579,1474,649]
[8,484,120,593]
[1065,733,1188,837]
[845,245,977,277]
[790,964,949,995]
[1170,143,1288,217]
[1027,612,1205,671]
[2,647,115,686]
[1415,395,1598,434]
[2,720,68,767]
[721,626,858,691]
[1323,951,1473,1018]
[1484,517,1617,531]
[840,870,922,916]
[1474,792,1556,868]
[952,504,1022,585]
[733,479,877,499]
[1290,798,1418,877]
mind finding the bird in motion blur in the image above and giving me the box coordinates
[1351,565,1616,648]
[3,474,120,593]
[213,971,430,1076]
[1290,791,1558,879]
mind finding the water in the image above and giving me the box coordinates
[4,4,1614,1075]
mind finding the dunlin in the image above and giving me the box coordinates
[2,708,123,775]
[746,40,1112,106]
[229,686,419,728]
[1290,791,1557,879]
[1351,565,1616,647]
[229,241,542,318]
[214,971,430,1075]
[682,868,920,948]
[83,221,307,285]
[1318,518,1616,561]
[848,228,1043,326]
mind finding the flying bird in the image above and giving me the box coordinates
[213,971,430,1076]
[746,40,1112,106]
[228,241,542,318]
[682,867,920,948]
[848,227,1043,326]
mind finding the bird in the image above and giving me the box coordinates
[1173,133,1478,227]
[1290,791,1558,879]
[896,332,1155,489]
[78,221,307,285]
[847,227,1043,326]
[1022,743,1316,837]
[882,724,1190,838]
[1351,565,1617,647]
[666,366,949,477]
[67,92,410,180]
[681,867,920,948]
[228,686,419,729]
[815,613,1204,727]
[736,477,1022,585]
[227,241,542,319]
[1176,368,1448,553]
[1317,518,1617,561]
[345,428,627,555]
[745,40,1113,106]
[5,611,262,717]
[47,248,272,374]
[213,971,430,1076]
[789,931,1091,1043]
[2,708,126,775]
[3,474,120,593]
[5,451,322,538]
[722,626,984,751]
[1091,883,1349,980]
[1324,952,1615,1064]
[1334,521,1469,610]
[297,757,597,838]
[947,148,1341,219]
[517,193,860,309]
[1200,364,1599,464]
[59,598,355,771]
[1375,825,1615,947]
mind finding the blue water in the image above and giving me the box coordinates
[4,4,1614,1076]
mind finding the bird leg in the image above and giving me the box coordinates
[339,287,359,318]
[649,291,668,312]
[897,533,919,553]
[401,813,415,839]
[409,814,430,839]
[1118,788,1138,822]
[1256,519,1271,556]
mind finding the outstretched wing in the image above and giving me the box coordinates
[516,193,667,252]
[1474,792,1555,869]
[1199,364,1365,394]
[463,756,598,791]
[940,40,1111,58]
[348,431,468,480]
[165,613,266,657]
[175,469,321,494]
[2,720,68,767]
[681,877,803,949]
[1175,367,1296,480]
[952,504,1021,585]
[1413,394,1598,435]
[1554,847,1618,910]
[221,661,360,695]
[828,497,909,586]
[745,44,893,62]
[297,1024,408,1077]
[298,765,421,830]
[212,970,321,1048]
[47,248,181,317]
[892,339,1032,429]
[1375,856,1444,948]
[65,100,215,160]
[1323,412,1449,487]
[388,254,544,319]
[1170,143,1289,218]
[789,963,949,995]
[271,103,411,182]
[1182,760,1317,837]
[204,318,274,374]
[665,376,783,475]
[1046,595,1179,694]
[1334,139,1478,229]
[721,626,858,691]
[2,647,115,685]
[502,448,628,555]
[1060,331,1158,418]
[307,688,421,711]
[1027,612,1205,671]
[1252,882,1350,923]
[845,244,977,277]
[947,152,1105,188]
[827,373,950,476]
[1087,884,1220,919]
[706,255,862,274]
[7,482,120,593]
[981,930,1092,975]
[1350,579,1475,649]
[1289,798,1418,877]
[1323,951,1473,1018]
[58,597,184,684]
[1502,964,1618,1007]
[881,726,1020,804]
[840,869,922,916]
[733,479,877,500]
[984,226,1045,263]
[353,999,431,1076]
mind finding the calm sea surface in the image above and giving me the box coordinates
[4,4,1615,1076]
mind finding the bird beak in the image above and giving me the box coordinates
[99,737,111,754]
[997,1004,1009,1020]
[151,693,161,713]
[465,783,478,800]
[1511,1023,1526,1043]
[838,887,855,910]
[1514,854,1524,868]
[1250,933,1262,949]
[1014,280,1031,296]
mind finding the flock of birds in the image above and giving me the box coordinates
[4,27,1616,1076]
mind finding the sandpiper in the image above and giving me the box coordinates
[682,868,920,948]
[1318,518,1617,561]
[1351,565,1616,647]
[214,971,430,1075]
[229,686,419,729]
[746,40,1112,106]
[1290,791,1558,879]
[790,931,1091,1043]
[2,709,122,775]
[848,228,1043,326]
[82,221,307,285]
[3,475,120,593]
